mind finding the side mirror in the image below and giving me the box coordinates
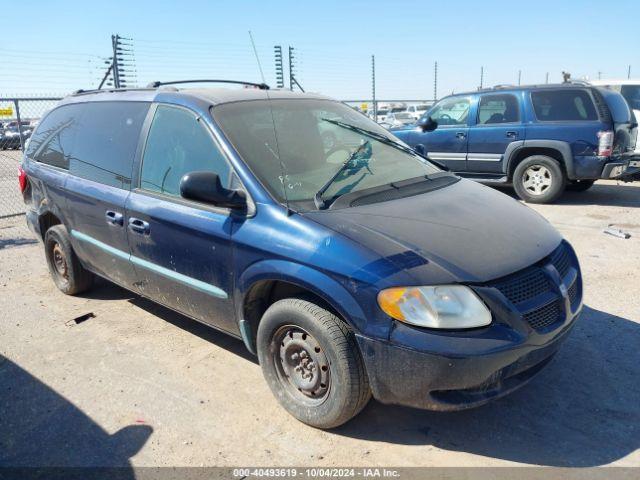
[414,144,426,156]
[179,171,246,209]
[418,116,438,132]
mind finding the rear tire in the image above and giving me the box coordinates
[257,298,371,429]
[567,180,595,192]
[513,155,566,204]
[44,225,94,295]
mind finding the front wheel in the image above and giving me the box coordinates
[513,155,566,204]
[257,298,371,429]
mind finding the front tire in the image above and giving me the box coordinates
[44,225,94,295]
[257,298,371,429]
[513,155,566,204]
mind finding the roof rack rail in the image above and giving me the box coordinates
[72,87,154,96]
[146,79,270,90]
[568,79,590,86]
[492,84,516,89]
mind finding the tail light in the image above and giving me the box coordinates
[597,130,614,157]
[18,165,28,193]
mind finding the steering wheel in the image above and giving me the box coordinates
[438,114,452,121]
[325,144,353,158]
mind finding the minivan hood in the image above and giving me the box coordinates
[305,179,562,284]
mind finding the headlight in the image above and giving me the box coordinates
[377,285,492,329]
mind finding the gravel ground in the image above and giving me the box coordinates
[0,180,638,468]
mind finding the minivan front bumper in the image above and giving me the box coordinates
[355,316,577,411]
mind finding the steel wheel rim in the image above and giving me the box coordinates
[523,165,552,196]
[51,243,68,279]
[272,325,331,406]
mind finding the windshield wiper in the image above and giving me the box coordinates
[314,141,371,210]
[321,118,450,171]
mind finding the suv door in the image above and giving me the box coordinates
[126,104,237,334]
[51,101,149,288]
[415,96,471,171]
[467,93,524,174]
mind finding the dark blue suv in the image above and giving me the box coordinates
[20,81,582,428]
[393,83,639,203]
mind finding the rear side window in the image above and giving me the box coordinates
[140,105,231,197]
[70,102,149,188]
[26,101,149,188]
[26,104,81,169]
[477,94,520,124]
[531,90,597,121]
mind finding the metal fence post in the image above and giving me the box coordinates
[13,99,25,151]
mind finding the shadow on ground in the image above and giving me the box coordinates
[0,237,37,250]
[494,182,640,208]
[0,355,152,470]
[335,305,640,467]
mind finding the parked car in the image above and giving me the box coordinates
[21,81,582,428]
[0,125,32,149]
[385,111,416,128]
[393,83,639,203]
[407,103,432,120]
[368,107,389,123]
[590,79,640,155]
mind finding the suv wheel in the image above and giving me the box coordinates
[567,180,595,192]
[257,298,371,429]
[513,155,566,204]
[44,225,94,295]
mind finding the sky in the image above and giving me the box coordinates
[1,0,638,101]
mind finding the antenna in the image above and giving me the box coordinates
[248,30,266,84]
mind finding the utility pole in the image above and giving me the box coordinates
[371,55,376,122]
[598,71,602,80]
[433,61,438,101]
[545,72,549,84]
[518,70,522,86]
[288,46,294,91]
[110,34,135,88]
[628,65,632,79]
[479,66,484,90]
[274,46,284,88]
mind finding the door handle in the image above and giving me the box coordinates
[456,131,466,139]
[506,131,519,138]
[105,210,124,226]
[128,217,150,235]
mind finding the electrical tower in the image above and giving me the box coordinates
[274,46,284,88]
[99,34,135,89]
[288,46,304,92]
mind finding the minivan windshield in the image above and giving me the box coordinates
[212,99,440,208]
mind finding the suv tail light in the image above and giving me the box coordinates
[597,130,614,157]
[18,166,28,193]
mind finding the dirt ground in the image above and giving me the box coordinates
[1,180,639,468]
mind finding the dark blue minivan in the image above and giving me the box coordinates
[20,82,583,428]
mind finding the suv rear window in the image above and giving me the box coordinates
[531,89,598,121]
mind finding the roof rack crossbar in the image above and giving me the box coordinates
[72,87,155,96]
[147,79,270,90]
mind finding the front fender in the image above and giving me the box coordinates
[236,259,373,335]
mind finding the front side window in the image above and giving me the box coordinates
[531,89,598,121]
[477,94,520,124]
[428,97,470,126]
[140,105,231,197]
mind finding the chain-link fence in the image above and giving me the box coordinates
[0,97,61,224]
